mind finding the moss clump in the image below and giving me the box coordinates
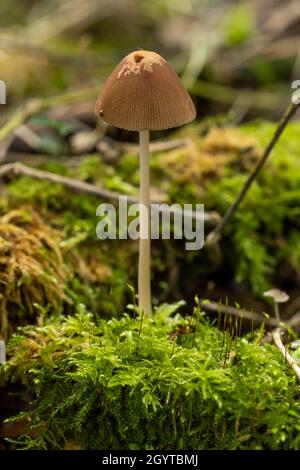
[2,120,300,314]
[0,207,71,339]
[119,121,300,294]
[204,122,300,293]
[3,303,300,450]
[0,204,124,337]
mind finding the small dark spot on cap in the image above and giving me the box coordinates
[134,54,143,63]
[99,110,104,117]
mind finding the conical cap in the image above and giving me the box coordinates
[95,50,196,131]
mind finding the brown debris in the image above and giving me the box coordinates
[160,127,262,185]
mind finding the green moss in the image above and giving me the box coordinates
[4,119,300,301]
[3,303,300,450]
[205,122,300,293]
[0,200,133,335]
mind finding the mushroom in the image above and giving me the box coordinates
[95,50,196,316]
[263,288,289,323]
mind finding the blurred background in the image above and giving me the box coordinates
[1,0,299,122]
[0,0,300,325]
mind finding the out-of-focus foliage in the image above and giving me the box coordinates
[223,2,255,46]
[0,0,298,114]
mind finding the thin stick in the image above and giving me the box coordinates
[201,300,279,326]
[138,130,152,316]
[0,162,133,201]
[203,299,300,332]
[206,101,300,246]
[0,88,99,143]
[272,328,300,382]
[0,162,219,224]
[0,99,43,142]
[122,137,190,155]
[288,311,300,329]
[135,309,145,358]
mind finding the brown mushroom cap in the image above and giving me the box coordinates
[95,50,196,131]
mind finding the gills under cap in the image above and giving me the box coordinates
[95,50,196,131]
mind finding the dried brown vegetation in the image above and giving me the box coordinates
[0,207,71,339]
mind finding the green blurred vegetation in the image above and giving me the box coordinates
[0,0,298,114]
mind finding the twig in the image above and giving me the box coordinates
[206,101,300,246]
[201,300,278,326]
[122,138,191,155]
[260,37,300,60]
[272,328,300,382]
[190,80,286,111]
[0,162,219,224]
[0,136,13,161]
[201,300,300,330]
[14,124,41,150]
[25,0,117,44]
[288,311,300,329]
[282,296,300,318]
[0,162,137,201]
[0,87,99,143]
[0,99,43,142]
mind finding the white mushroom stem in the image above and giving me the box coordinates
[138,130,152,316]
[274,302,281,323]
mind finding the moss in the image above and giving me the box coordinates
[2,119,300,312]
[0,203,129,336]
[116,121,300,295]
[2,302,300,450]
[0,207,71,339]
